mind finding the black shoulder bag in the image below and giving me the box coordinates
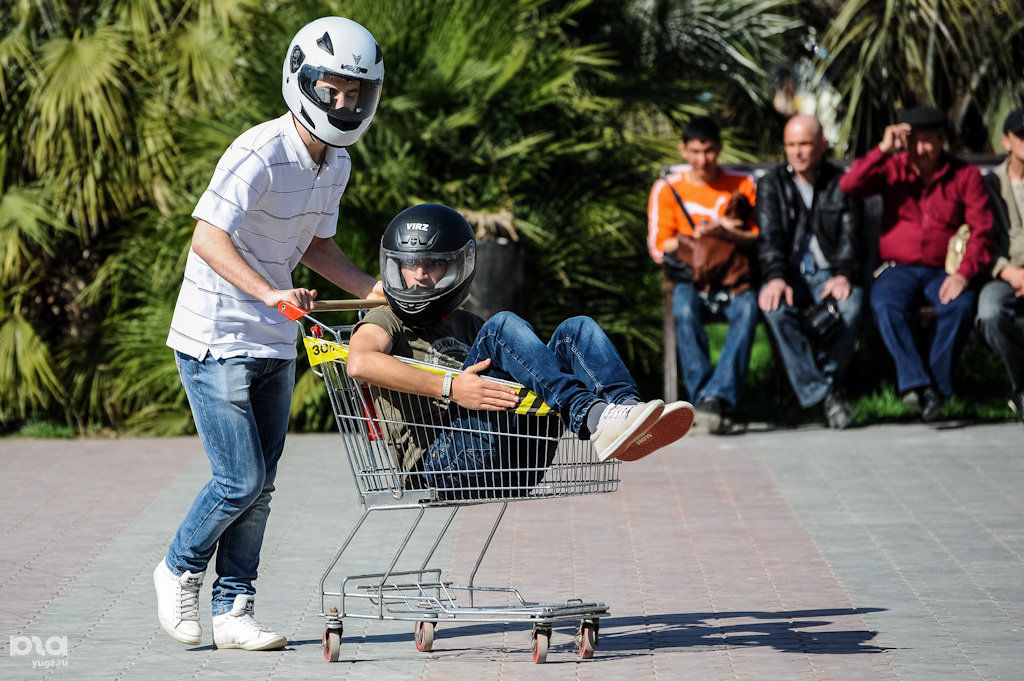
[660,181,697,284]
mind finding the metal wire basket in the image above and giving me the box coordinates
[288,303,616,663]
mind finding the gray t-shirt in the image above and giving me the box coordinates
[354,307,484,472]
[793,174,830,270]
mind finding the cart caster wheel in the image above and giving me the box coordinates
[576,620,598,659]
[531,628,550,664]
[322,626,342,662]
[414,621,435,652]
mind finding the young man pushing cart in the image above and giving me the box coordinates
[155,17,385,650]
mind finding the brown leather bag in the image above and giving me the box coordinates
[669,190,755,294]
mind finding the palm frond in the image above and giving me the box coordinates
[819,0,1024,153]
[0,298,64,419]
[116,0,170,38]
[0,185,70,285]
[0,26,34,101]
[30,25,134,165]
[167,18,238,108]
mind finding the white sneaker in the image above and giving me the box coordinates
[591,400,664,461]
[618,401,695,462]
[153,558,203,645]
[212,595,286,651]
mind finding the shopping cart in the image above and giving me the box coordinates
[280,300,620,663]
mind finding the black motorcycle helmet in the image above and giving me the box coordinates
[380,204,476,325]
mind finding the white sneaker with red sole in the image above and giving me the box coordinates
[617,400,695,462]
[592,400,664,461]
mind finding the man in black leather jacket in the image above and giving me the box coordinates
[756,115,865,428]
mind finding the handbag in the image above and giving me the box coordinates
[662,182,753,294]
[944,223,970,275]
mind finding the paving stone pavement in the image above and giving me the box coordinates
[1,422,1022,680]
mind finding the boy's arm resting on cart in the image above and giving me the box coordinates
[347,322,520,411]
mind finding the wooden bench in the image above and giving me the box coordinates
[656,158,1013,402]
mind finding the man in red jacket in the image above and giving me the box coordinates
[840,106,993,421]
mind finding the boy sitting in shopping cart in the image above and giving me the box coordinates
[345,203,694,494]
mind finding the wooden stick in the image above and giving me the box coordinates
[310,299,386,311]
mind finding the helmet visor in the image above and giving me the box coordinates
[381,241,476,304]
[297,64,381,131]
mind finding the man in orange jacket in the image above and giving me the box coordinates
[647,116,759,433]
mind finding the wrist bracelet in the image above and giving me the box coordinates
[441,372,454,399]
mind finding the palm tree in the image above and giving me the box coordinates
[0,0,262,430]
[816,0,1024,155]
[0,0,811,433]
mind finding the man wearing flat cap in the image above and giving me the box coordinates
[977,107,1024,423]
[840,105,993,421]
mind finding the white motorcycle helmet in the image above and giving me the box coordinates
[282,17,384,147]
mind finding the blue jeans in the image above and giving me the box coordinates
[976,279,1024,393]
[761,269,864,407]
[423,313,640,493]
[673,284,758,408]
[871,264,976,396]
[167,352,295,616]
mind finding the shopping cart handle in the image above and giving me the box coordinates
[279,299,386,321]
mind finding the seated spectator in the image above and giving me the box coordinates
[978,108,1024,423]
[840,105,993,421]
[647,116,759,434]
[757,115,865,429]
[347,203,695,495]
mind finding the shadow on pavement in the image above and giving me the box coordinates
[294,606,888,656]
[594,607,889,655]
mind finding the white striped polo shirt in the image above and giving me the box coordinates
[167,113,351,360]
